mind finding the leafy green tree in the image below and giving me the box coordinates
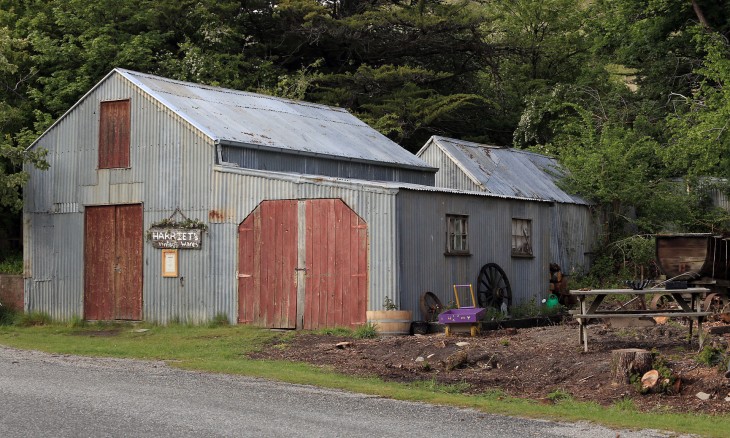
[663,36,730,180]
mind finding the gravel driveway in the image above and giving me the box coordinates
[0,347,689,437]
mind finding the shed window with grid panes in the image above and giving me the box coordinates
[512,218,533,257]
[446,214,469,255]
[98,99,131,169]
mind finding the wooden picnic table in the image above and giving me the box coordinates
[569,288,711,352]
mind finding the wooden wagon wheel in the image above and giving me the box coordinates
[476,263,512,312]
[419,291,443,322]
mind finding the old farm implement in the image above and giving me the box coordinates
[438,284,486,336]
[655,233,730,313]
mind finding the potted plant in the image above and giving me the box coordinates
[365,297,413,335]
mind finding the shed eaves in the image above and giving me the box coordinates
[419,136,589,205]
[117,69,434,170]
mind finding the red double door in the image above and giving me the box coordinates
[237,199,368,329]
[84,204,143,320]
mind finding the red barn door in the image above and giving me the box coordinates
[84,204,143,320]
[238,199,367,329]
[237,200,298,328]
[303,199,368,329]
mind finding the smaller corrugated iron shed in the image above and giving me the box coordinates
[417,136,588,204]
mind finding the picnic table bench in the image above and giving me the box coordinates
[569,288,711,352]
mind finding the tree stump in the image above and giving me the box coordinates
[640,369,660,392]
[611,348,653,384]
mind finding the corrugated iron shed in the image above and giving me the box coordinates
[417,136,589,205]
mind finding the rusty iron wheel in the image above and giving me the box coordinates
[650,293,675,310]
[419,291,443,322]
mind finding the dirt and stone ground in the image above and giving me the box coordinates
[252,316,730,415]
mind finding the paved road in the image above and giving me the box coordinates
[0,347,684,438]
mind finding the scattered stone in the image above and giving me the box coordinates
[725,397,730,402]
[132,329,149,333]
[415,356,424,362]
[456,342,470,347]
[335,342,353,349]
[427,354,435,359]
[696,392,711,401]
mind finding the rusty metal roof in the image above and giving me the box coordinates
[117,69,435,171]
[417,136,589,204]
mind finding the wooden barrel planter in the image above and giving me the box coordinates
[366,310,413,335]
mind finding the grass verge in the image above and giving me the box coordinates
[0,323,724,437]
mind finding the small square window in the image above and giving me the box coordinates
[512,218,532,257]
[446,215,469,255]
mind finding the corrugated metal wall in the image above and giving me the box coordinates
[710,186,730,212]
[549,204,597,276]
[418,141,482,191]
[420,140,596,280]
[209,166,400,319]
[24,72,219,323]
[221,146,435,186]
[23,69,568,325]
[395,190,552,319]
[24,66,402,326]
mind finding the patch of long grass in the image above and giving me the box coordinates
[15,312,53,327]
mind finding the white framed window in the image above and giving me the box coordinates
[512,218,533,257]
[446,214,469,255]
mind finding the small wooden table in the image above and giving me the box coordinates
[569,288,711,352]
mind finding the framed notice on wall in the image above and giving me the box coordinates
[162,249,178,277]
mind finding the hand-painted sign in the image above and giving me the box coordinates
[149,228,202,249]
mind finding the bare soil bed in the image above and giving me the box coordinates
[252,318,730,414]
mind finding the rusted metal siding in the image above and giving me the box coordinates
[238,200,298,328]
[98,100,131,169]
[395,189,552,318]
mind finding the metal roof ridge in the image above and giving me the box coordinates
[213,164,552,202]
[116,68,220,141]
[115,68,351,113]
[212,165,402,194]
